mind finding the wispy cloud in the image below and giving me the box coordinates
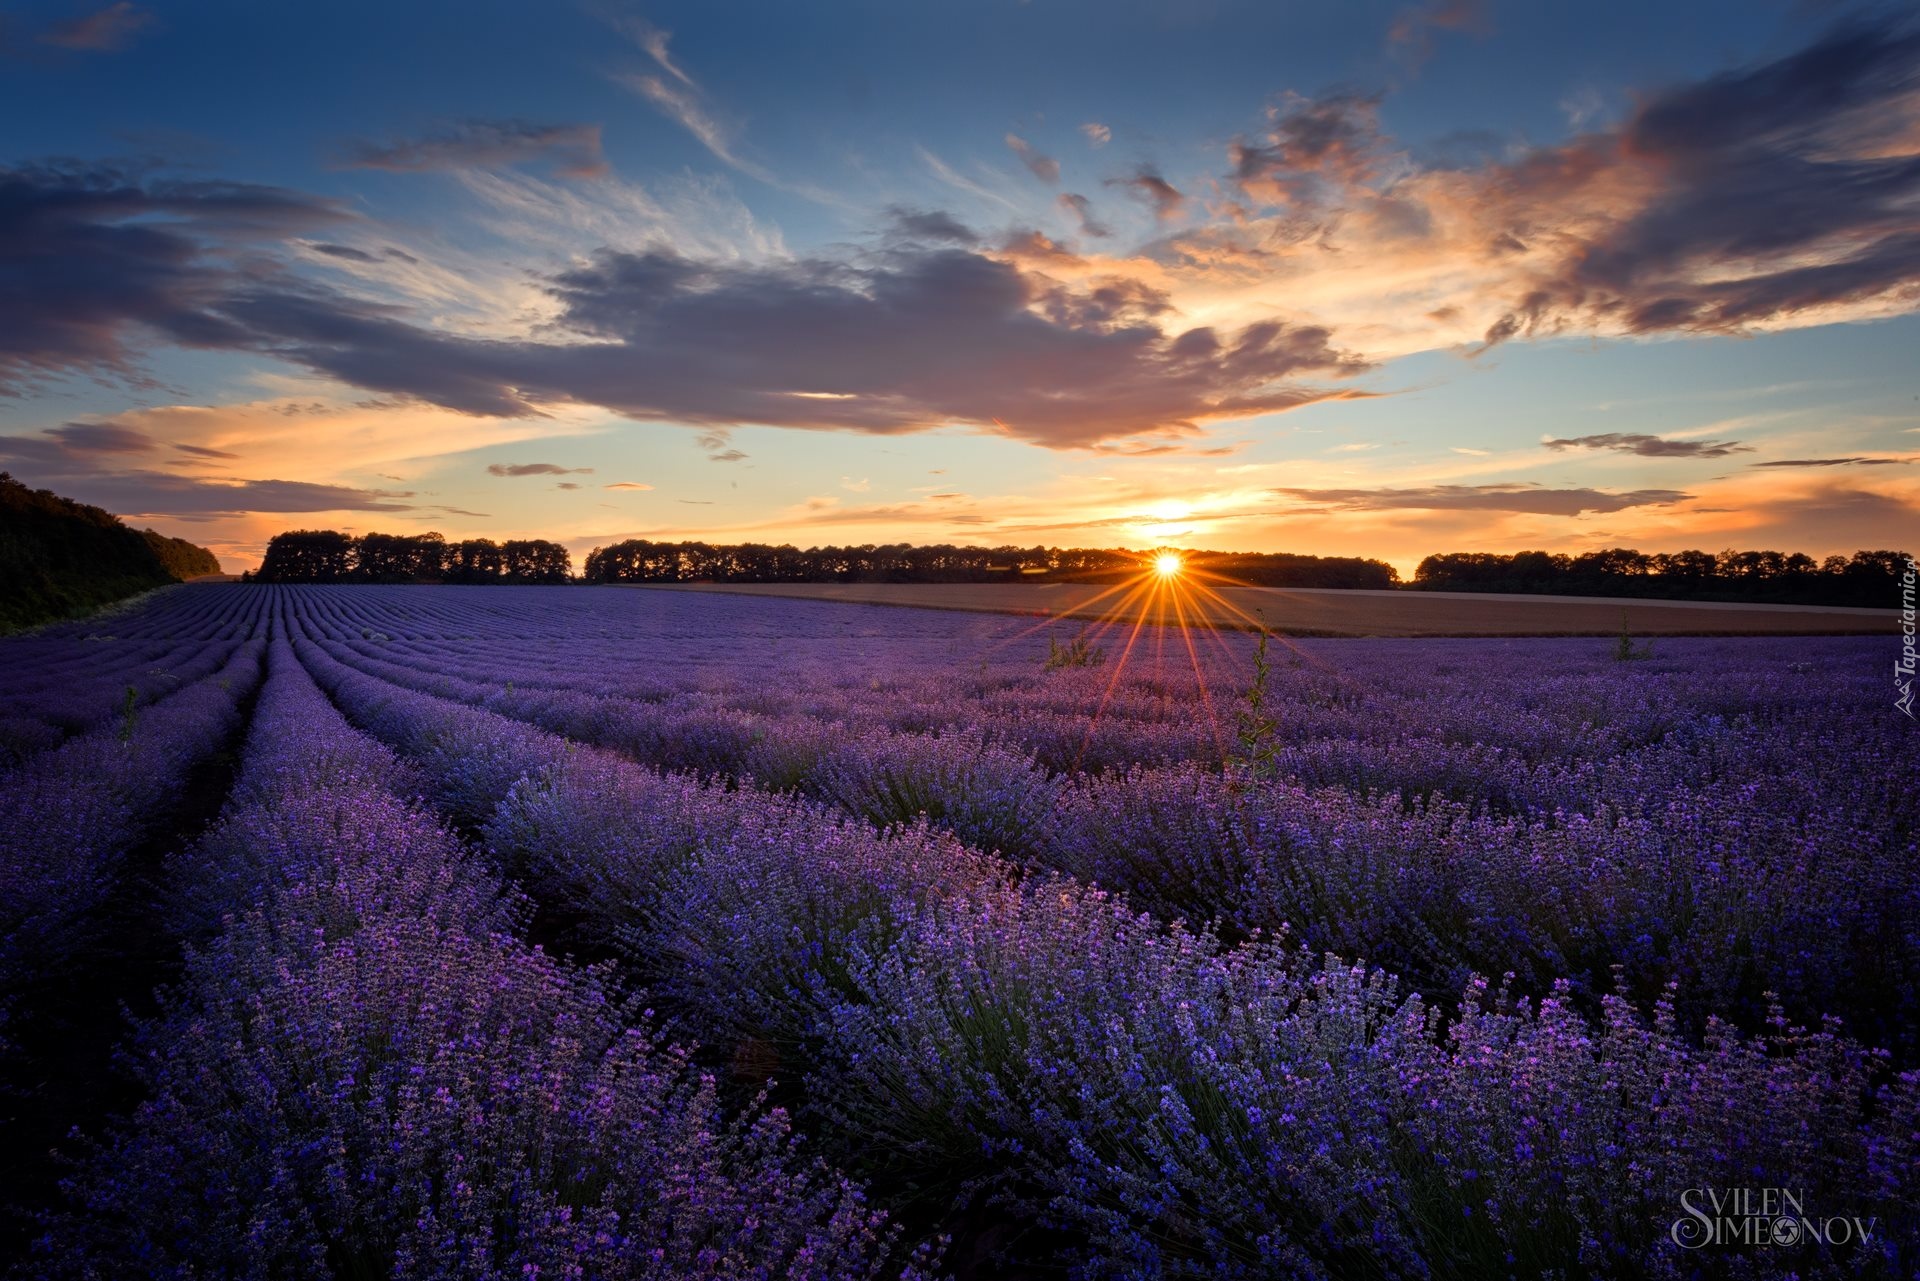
[916,145,1021,212]
[1750,456,1911,468]
[1057,192,1110,239]
[339,121,608,178]
[487,462,595,477]
[1386,0,1490,66]
[1543,432,1749,459]
[619,14,693,86]
[1273,483,1690,516]
[1005,133,1060,184]
[1107,168,1186,222]
[39,2,153,52]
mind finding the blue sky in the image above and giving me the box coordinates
[2,0,1916,572]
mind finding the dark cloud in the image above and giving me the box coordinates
[235,245,1369,448]
[0,420,157,468]
[48,420,155,453]
[1750,456,1910,467]
[338,121,607,178]
[1,469,421,518]
[1543,431,1749,458]
[1230,91,1385,207]
[309,242,379,263]
[1480,18,1920,346]
[1057,192,1111,238]
[175,442,239,460]
[0,163,348,392]
[486,462,594,477]
[1,166,1368,450]
[1006,134,1060,184]
[884,208,979,244]
[1107,169,1186,222]
[1272,483,1690,516]
[40,2,153,51]
[555,481,582,489]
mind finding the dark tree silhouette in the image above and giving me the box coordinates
[1412,546,1911,607]
[0,472,222,631]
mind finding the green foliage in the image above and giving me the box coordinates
[253,530,572,583]
[1044,633,1107,670]
[1414,544,1913,607]
[582,537,1399,587]
[119,684,139,743]
[1229,630,1282,778]
[140,528,221,579]
[1612,611,1655,662]
[0,472,219,633]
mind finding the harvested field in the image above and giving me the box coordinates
[643,580,1898,636]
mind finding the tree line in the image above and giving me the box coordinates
[1412,547,1912,607]
[244,528,1915,608]
[247,530,572,584]
[0,472,222,632]
[581,539,1400,589]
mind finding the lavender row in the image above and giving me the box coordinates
[307,621,1920,1051]
[0,585,272,769]
[41,638,920,1278]
[297,632,1920,1277]
[0,638,264,1007]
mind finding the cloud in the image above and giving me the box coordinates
[885,207,978,244]
[556,481,582,489]
[1272,483,1690,516]
[1474,18,1920,348]
[1230,91,1387,208]
[48,420,155,453]
[604,480,654,490]
[693,429,748,463]
[1005,134,1060,184]
[171,240,1371,449]
[308,242,379,263]
[1750,456,1910,468]
[1387,0,1489,65]
[624,72,749,172]
[618,15,694,87]
[1057,192,1111,239]
[1081,123,1111,148]
[0,163,348,393]
[486,461,594,476]
[1108,169,1186,222]
[39,2,153,51]
[175,442,239,460]
[3,470,424,518]
[1543,432,1750,458]
[338,121,608,178]
[917,145,1020,212]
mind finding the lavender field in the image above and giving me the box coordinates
[1,583,1915,1279]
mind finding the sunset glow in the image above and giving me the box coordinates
[1154,553,1184,579]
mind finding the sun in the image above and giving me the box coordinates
[1153,552,1183,579]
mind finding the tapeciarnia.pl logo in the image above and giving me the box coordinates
[1899,556,1916,720]
[1671,1187,1877,1249]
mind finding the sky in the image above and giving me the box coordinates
[1,0,1917,575]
